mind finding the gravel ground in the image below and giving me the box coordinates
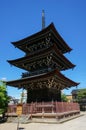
[0,112,86,130]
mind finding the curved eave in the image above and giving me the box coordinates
[53,44,75,69]
[11,23,54,47]
[7,45,75,71]
[6,69,79,88]
[50,23,72,53]
[11,23,72,53]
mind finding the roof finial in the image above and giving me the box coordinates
[42,10,45,30]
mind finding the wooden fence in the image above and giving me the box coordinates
[7,101,80,116]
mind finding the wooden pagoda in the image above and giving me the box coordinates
[6,23,79,103]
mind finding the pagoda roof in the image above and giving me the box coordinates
[6,69,79,89]
[7,44,75,71]
[11,23,72,54]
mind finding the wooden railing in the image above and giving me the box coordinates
[7,101,80,116]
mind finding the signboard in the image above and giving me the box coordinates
[16,104,22,116]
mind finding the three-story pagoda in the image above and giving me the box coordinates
[6,22,79,103]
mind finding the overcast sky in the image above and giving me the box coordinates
[0,0,86,98]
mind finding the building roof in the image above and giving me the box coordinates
[6,69,79,89]
[11,23,72,54]
[6,22,79,92]
[7,43,75,71]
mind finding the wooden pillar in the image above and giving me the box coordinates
[42,101,44,118]
[52,100,54,113]
[56,101,58,119]
[57,90,61,101]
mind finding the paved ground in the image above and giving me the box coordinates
[0,112,86,130]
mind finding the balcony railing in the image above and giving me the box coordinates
[7,101,80,115]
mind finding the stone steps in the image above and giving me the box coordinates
[7,115,31,123]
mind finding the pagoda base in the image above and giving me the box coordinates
[7,101,80,123]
